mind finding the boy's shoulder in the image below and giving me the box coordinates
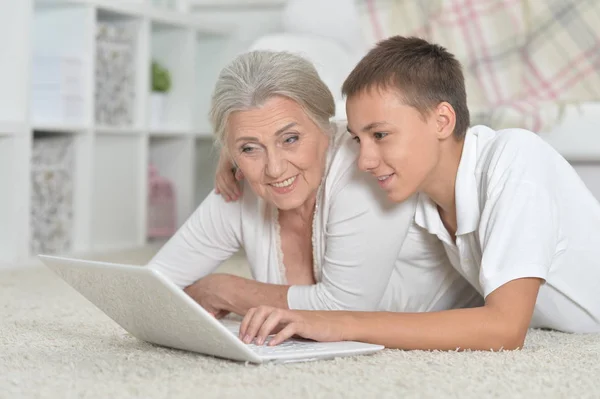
[472,125,546,154]
[471,125,559,167]
[469,125,565,189]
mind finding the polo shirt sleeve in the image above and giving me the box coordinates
[146,190,242,289]
[478,179,559,298]
[287,167,416,310]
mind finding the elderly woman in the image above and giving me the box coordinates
[147,50,480,317]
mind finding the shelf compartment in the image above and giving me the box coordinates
[30,132,76,255]
[90,134,147,251]
[149,136,195,233]
[94,10,146,130]
[194,32,229,135]
[148,0,189,15]
[30,54,87,127]
[95,125,144,135]
[29,130,91,256]
[0,1,32,128]
[0,137,18,262]
[149,23,195,132]
[35,0,230,32]
[149,127,194,137]
[32,123,89,134]
[36,0,142,18]
[194,137,219,207]
[31,4,93,127]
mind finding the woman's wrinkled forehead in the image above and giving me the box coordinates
[226,97,321,145]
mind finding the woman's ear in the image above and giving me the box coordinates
[435,102,456,140]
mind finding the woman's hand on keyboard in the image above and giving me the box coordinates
[239,306,346,346]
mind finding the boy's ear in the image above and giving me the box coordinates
[435,102,456,140]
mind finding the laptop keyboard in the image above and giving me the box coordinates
[246,337,332,354]
[220,320,329,355]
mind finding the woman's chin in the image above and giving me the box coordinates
[273,197,306,211]
[268,189,315,212]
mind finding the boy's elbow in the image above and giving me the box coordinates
[488,323,528,351]
[507,325,528,350]
[497,333,526,351]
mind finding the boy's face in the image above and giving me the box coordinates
[346,88,443,203]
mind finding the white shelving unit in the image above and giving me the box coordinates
[189,0,287,7]
[0,0,232,266]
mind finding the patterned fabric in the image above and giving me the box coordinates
[30,135,74,255]
[355,0,600,132]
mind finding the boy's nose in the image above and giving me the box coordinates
[358,146,379,172]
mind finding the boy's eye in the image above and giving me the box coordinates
[374,132,387,140]
[351,136,360,143]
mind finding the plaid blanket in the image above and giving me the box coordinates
[356,0,600,133]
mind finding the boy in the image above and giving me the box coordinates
[239,36,600,350]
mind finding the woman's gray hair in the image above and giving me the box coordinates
[209,51,336,150]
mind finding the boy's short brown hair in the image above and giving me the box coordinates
[342,36,470,139]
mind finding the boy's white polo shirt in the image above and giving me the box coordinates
[414,125,600,333]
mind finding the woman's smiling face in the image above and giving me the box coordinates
[227,96,330,211]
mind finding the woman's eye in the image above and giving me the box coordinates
[241,146,255,153]
[351,136,360,143]
[374,132,387,140]
[284,135,299,144]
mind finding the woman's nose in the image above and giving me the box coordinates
[265,152,286,178]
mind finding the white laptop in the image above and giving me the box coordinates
[38,255,384,364]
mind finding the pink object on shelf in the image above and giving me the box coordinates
[147,164,177,238]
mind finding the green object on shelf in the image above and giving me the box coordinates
[152,61,171,93]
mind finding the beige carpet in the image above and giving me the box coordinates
[2,246,600,399]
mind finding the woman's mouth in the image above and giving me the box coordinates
[269,175,298,194]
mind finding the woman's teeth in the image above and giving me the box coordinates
[271,176,296,188]
[378,174,391,181]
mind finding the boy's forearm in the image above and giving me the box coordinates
[340,307,525,351]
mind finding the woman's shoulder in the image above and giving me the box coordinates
[198,185,266,227]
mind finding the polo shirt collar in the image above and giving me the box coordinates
[414,192,443,236]
[415,128,480,236]
[454,128,480,235]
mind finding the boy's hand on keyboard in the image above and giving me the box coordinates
[239,306,346,346]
